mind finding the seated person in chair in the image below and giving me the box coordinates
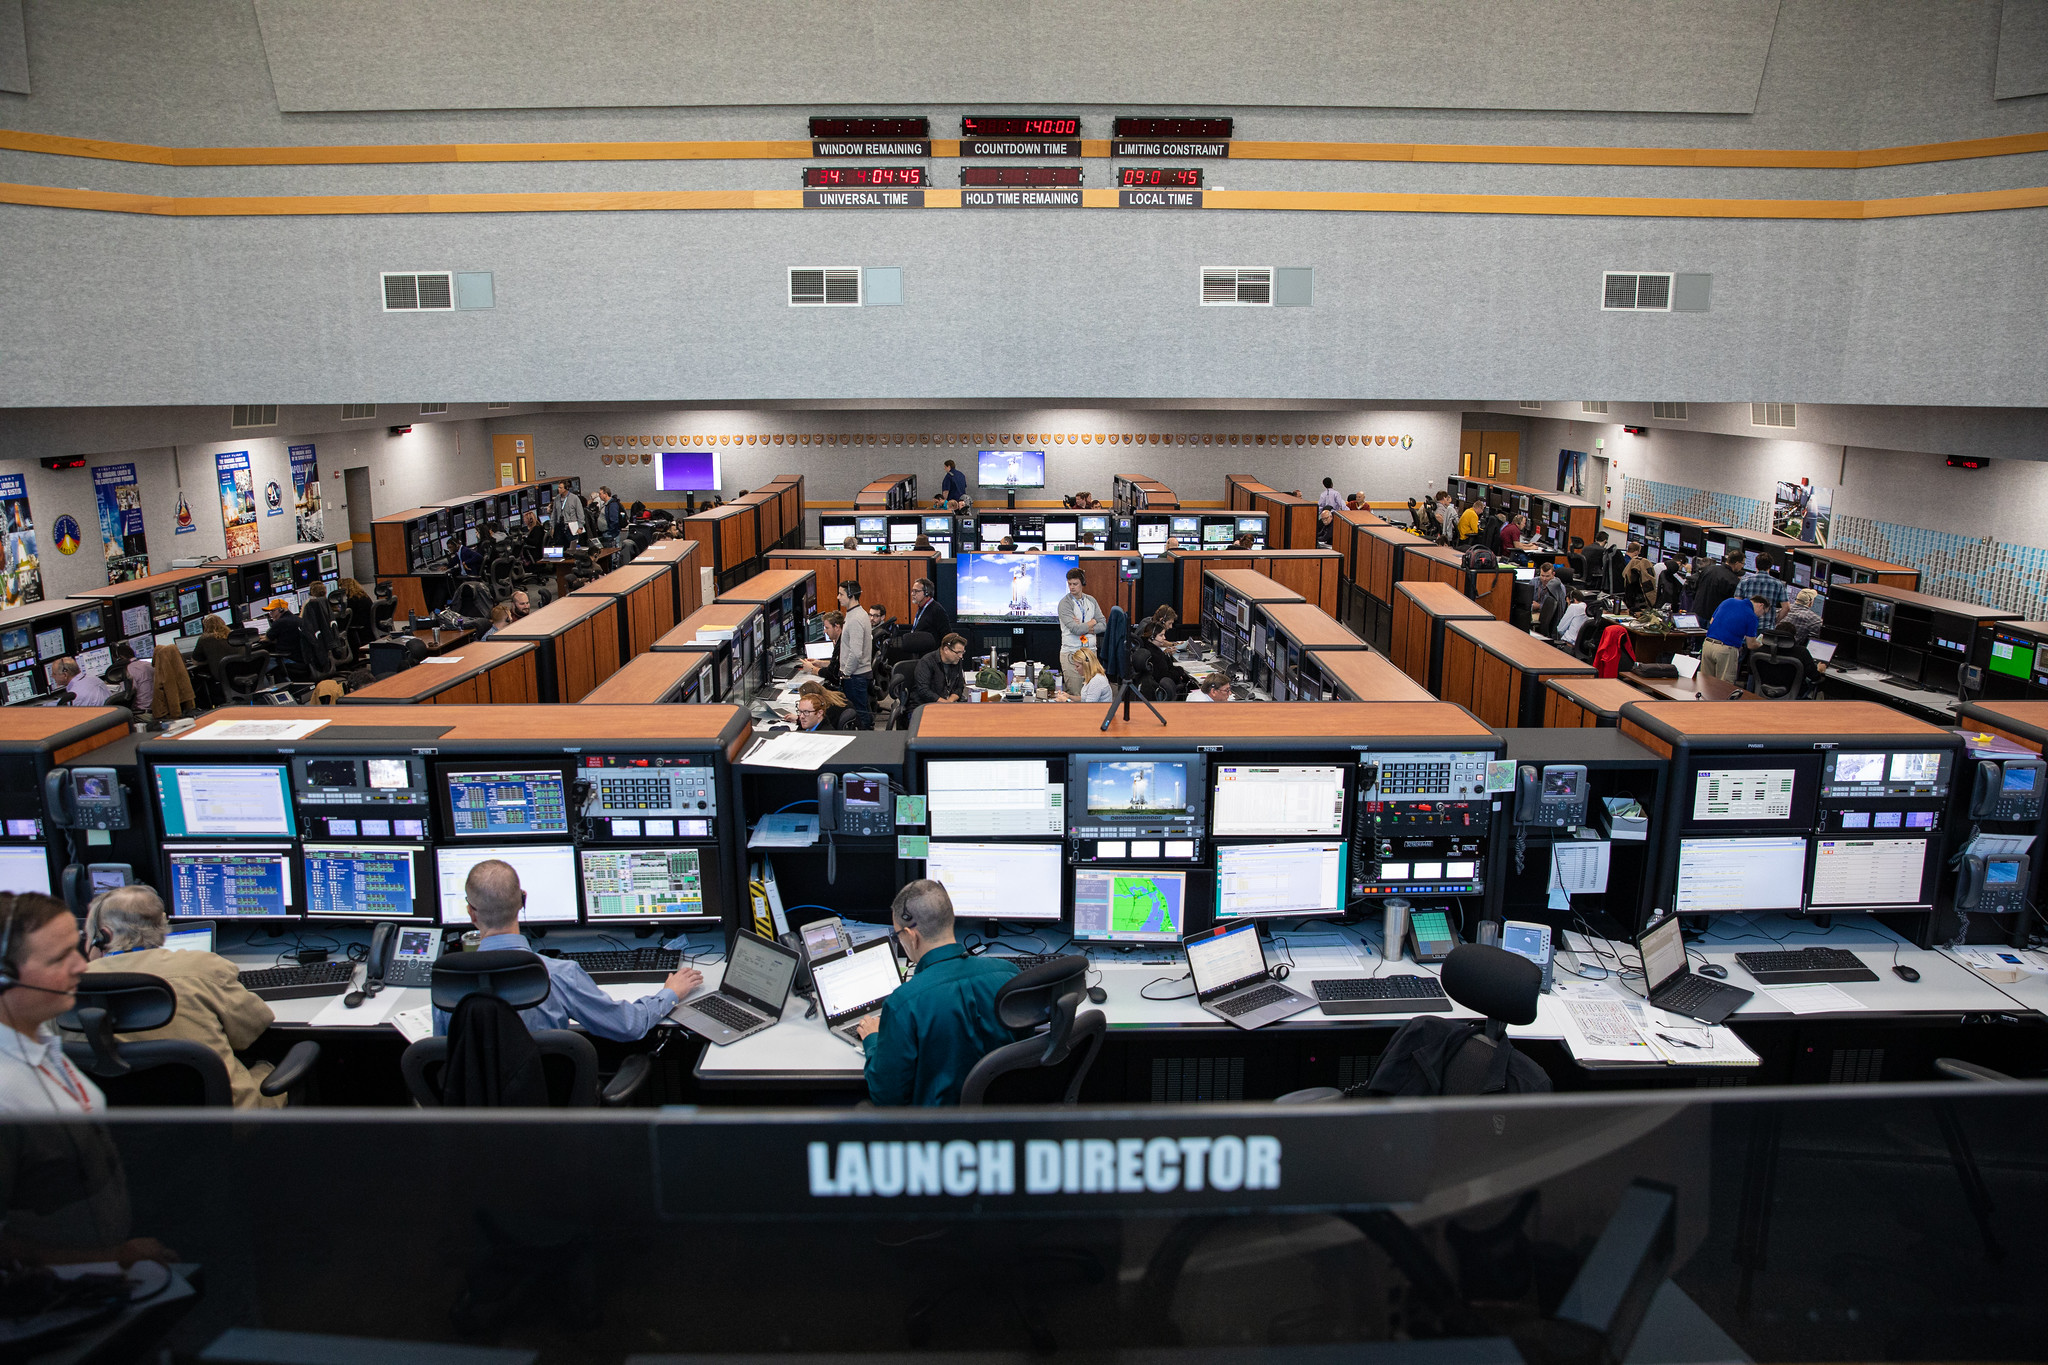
[262,598,305,668]
[1187,670,1237,702]
[434,860,701,1042]
[50,657,111,707]
[857,879,1020,1107]
[908,633,969,707]
[81,886,284,1110]
[0,893,101,1113]
[192,614,237,676]
[795,681,852,731]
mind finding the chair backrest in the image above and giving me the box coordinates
[402,1020,599,1108]
[1364,946,1552,1098]
[1749,649,1805,700]
[58,971,235,1107]
[429,949,553,1012]
[1441,944,1542,1025]
[960,955,1105,1105]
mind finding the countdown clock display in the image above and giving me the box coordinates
[803,166,929,187]
[1119,167,1203,188]
[961,116,1080,137]
[962,166,1083,187]
[810,115,931,157]
[1113,117,1233,139]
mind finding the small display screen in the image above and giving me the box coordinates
[74,607,102,634]
[810,116,928,138]
[1114,116,1233,139]
[2006,767,2038,793]
[1073,869,1186,942]
[802,166,927,187]
[445,770,569,837]
[961,165,1082,187]
[1889,752,1944,783]
[1833,753,1887,784]
[121,604,150,637]
[305,759,357,788]
[303,845,419,919]
[1989,632,2037,679]
[34,627,66,660]
[1119,166,1202,187]
[0,627,26,655]
[581,847,710,920]
[962,116,1080,136]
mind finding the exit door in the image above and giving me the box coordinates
[493,434,533,485]
[342,466,373,581]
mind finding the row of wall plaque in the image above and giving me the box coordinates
[592,432,1417,450]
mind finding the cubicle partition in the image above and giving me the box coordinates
[1251,489,1317,549]
[656,602,775,703]
[570,560,683,660]
[578,649,719,705]
[854,474,918,510]
[717,568,819,670]
[0,707,133,892]
[1225,475,1271,511]
[1814,581,2019,690]
[766,549,938,624]
[630,538,705,621]
[1113,474,1177,513]
[1439,618,1593,728]
[1541,676,1651,728]
[1304,647,1434,702]
[682,503,760,593]
[339,640,540,706]
[1164,549,1341,623]
[1392,581,1497,696]
[489,594,624,702]
[1398,543,1514,622]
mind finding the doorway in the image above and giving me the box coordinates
[493,434,533,485]
[343,466,374,581]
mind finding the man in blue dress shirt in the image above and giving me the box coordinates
[433,860,701,1040]
[856,879,1019,1106]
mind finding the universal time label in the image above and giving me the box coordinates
[963,189,1083,208]
[804,190,925,208]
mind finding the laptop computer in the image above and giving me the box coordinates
[1673,613,1700,630]
[810,936,905,1048]
[162,924,215,953]
[1184,921,1317,1030]
[670,930,800,1045]
[1807,639,1838,664]
[542,546,565,561]
[1638,915,1753,1024]
[1672,653,1701,680]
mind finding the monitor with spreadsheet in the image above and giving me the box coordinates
[1807,837,1931,910]
[580,846,717,923]
[0,845,50,895]
[302,844,426,920]
[1072,868,1186,943]
[920,842,1063,922]
[1214,842,1347,920]
[154,764,296,838]
[442,768,570,837]
[1672,836,1809,913]
[1210,764,1346,837]
[167,845,295,919]
[434,844,579,924]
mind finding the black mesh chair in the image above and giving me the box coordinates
[399,950,650,1108]
[60,972,320,1107]
[1748,631,1807,699]
[212,648,273,705]
[885,659,919,730]
[960,955,1105,1105]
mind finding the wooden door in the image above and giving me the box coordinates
[492,434,532,485]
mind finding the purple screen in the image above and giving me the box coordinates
[658,451,722,491]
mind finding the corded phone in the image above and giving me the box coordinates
[1957,854,2029,915]
[818,771,894,838]
[44,767,131,831]
[1515,764,1589,829]
[60,863,132,914]
[367,922,440,989]
[1970,758,2046,822]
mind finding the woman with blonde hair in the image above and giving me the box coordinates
[795,680,851,730]
[1069,646,1112,703]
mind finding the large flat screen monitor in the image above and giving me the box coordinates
[1672,836,1809,913]
[1211,764,1346,837]
[302,844,427,920]
[1808,837,1931,910]
[920,842,1063,922]
[167,845,295,919]
[1684,756,1819,830]
[954,552,1079,624]
[435,844,579,925]
[977,450,1045,489]
[656,450,723,492]
[0,845,51,895]
[1214,841,1347,920]
[443,769,570,838]
[154,764,297,839]
[1067,752,1207,860]
[580,846,718,923]
[1072,868,1186,942]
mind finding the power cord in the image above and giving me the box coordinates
[1140,972,1197,1002]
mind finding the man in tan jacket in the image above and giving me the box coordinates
[82,886,285,1109]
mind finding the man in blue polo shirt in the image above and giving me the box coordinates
[939,458,968,505]
[1701,593,1768,684]
[856,879,1018,1106]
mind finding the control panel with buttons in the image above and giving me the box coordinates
[580,754,717,821]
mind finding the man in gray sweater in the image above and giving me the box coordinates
[836,579,874,728]
[1057,567,1105,699]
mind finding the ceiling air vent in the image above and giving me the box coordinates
[1602,272,1672,310]
[340,404,377,420]
[1752,403,1797,429]
[383,272,454,311]
[487,402,511,410]
[790,267,862,306]
[1651,403,1688,420]
[1581,402,1609,415]
[1202,267,1272,305]
[419,403,448,415]
[231,405,276,428]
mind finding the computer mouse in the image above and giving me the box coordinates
[342,989,366,1008]
[1696,963,1729,980]
[1086,986,1108,1005]
[1893,963,1921,983]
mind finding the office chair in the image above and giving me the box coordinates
[213,648,272,705]
[960,955,1105,1104]
[1747,647,1805,700]
[885,659,919,730]
[373,588,399,634]
[366,636,420,679]
[60,972,320,1107]
[399,950,651,1108]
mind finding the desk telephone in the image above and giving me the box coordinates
[1515,764,1589,829]
[818,771,894,838]
[45,767,130,831]
[1970,758,2045,822]
[368,922,440,988]
[1957,854,2029,915]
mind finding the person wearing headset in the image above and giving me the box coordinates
[81,886,285,1110]
[0,892,100,1114]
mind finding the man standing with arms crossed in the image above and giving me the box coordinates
[835,580,874,729]
[1057,567,1105,700]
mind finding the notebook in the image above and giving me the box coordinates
[1672,654,1701,679]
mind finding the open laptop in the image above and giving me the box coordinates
[542,546,565,561]
[1673,613,1700,630]
[162,924,215,953]
[1672,653,1701,680]
[670,930,800,1045]
[1638,914,1752,1024]
[1807,639,1838,665]
[1184,921,1317,1030]
[810,936,905,1048]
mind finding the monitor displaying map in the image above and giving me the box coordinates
[1072,868,1186,943]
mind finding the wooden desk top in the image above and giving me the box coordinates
[1395,580,1495,619]
[1807,546,1913,575]
[1205,569,1303,603]
[0,706,131,747]
[911,700,1494,744]
[1622,671,1757,704]
[718,568,816,603]
[490,593,616,639]
[407,626,478,656]
[631,539,700,564]
[212,539,342,569]
[1958,701,2048,750]
[1547,677,1653,718]
[0,599,79,629]
[1644,512,1719,529]
[341,641,535,702]
[568,560,672,597]
[656,602,762,650]
[170,704,748,745]
[686,503,754,524]
[768,547,936,563]
[1622,699,1951,741]
[1403,544,1465,568]
[66,564,215,599]
[577,650,711,704]
[1334,508,1386,528]
[1263,602,1366,650]
[1854,582,2018,621]
[1447,618,1593,673]
[1166,548,1341,562]
[1307,649,1434,702]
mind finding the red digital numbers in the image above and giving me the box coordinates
[961,116,1081,137]
[1119,167,1202,188]
[803,167,927,187]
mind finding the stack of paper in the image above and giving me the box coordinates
[1553,990,1758,1068]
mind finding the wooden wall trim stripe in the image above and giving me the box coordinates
[4,180,2042,221]
[3,127,2044,169]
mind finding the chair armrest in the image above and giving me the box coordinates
[601,1053,654,1106]
[260,1040,322,1097]
[1934,1057,2015,1084]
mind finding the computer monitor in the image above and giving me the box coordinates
[34,626,66,660]
[1202,523,1233,545]
[162,925,216,953]
[975,520,1012,543]
[0,627,26,657]
[1990,629,2037,681]
[920,842,1064,922]
[856,516,888,542]
[887,520,919,545]
[977,450,1045,489]
[4,675,35,705]
[922,514,954,535]
[301,845,427,919]
[442,769,570,838]
[1662,528,1680,552]
[580,846,718,923]
[1808,837,1931,910]
[72,606,103,637]
[1136,522,1169,552]
[818,516,856,545]
[120,603,150,638]
[154,763,297,838]
[1210,764,1347,837]
[954,552,1078,624]
[434,844,579,924]
[1043,519,1077,547]
[1791,561,1812,588]
[73,647,112,678]
[1170,515,1201,542]
[0,845,51,895]
[177,587,202,618]
[1071,868,1186,942]
[1066,752,1206,858]
[1672,836,1809,913]
[1861,598,1895,634]
[318,549,338,577]
[1078,514,1110,536]
[1705,537,1726,560]
[167,845,295,918]
[1685,756,1818,828]
[1213,841,1347,920]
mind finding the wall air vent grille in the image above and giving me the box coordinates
[1752,403,1797,428]
[1202,267,1272,305]
[1602,272,1673,310]
[1581,402,1609,415]
[231,406,276,428]
[340,404,377,420]
[382,272,453,311]
[1652,403,1689,420]
[790,267,862,306]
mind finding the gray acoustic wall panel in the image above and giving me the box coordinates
[1995,0,2048,97]
[1273,268,1314,307]
[252,0,1781,114]
[0,0,27,94]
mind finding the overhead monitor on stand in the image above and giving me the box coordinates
[978,450,1045,508]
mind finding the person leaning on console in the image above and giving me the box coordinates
[435,860,701,1041]
[856,879,1020,1107]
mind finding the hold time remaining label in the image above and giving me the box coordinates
[963,189,1083,208]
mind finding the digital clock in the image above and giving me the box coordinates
[1120,166,1203,188]
[803,166,928,188]
[961,116,1081,137]
[1114,117,1233,139]
[961,166,1082,187]
[809,117,929,139]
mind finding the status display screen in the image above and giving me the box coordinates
[962,116,1080,137]
[802,166,927,187]
[960,165,1082,187]
[445,770,570,837]
[1119,166,1202,187]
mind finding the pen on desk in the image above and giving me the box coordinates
[1656,1032,1706,1050]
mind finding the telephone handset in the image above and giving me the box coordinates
[368,922,438,988]
[44,767,131,831]
[1970,758,2046,822]
[60,863,132,914]
[1957,854,2029,914]
[1515,763,1589,829]
[367,922,399,983]
[819,771,894,838]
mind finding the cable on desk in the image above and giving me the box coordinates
[1140,972,1197,1001]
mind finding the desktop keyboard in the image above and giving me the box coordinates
[1217,983,1295,1017]
[1314,975,1453,1015]
[1734,947,1878,984]
[556,947,683,983]
[691,994,769,1030]
[238,961,356,1001]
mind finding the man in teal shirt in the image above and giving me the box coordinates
[855,880,1019,1106]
